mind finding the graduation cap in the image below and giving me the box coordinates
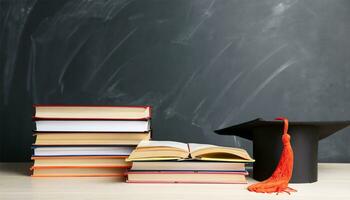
[215,118,350,183]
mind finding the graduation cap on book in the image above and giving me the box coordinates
[215,118,350,183]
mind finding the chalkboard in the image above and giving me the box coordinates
[1,0,350,162]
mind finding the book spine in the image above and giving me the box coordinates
[33,104,151,108]
[126,180,247,184]
[33,117,150,121]
[32,105,152,121]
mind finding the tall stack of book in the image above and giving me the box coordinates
[31,105,151,178]
[126,141,254,183]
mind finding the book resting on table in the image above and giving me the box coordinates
[31,105,152,177]
[126,140,254,184]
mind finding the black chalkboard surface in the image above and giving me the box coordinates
[1,0,350,162]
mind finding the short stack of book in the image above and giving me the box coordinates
[126,141,254,184]
[31,105,151,178]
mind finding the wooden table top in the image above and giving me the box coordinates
[0,163,349,200]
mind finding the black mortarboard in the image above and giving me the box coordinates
[215,118,350,183]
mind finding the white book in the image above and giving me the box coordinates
[33,146,134,156]
[35,120,150,132]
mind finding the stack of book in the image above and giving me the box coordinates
[31,105,151,178]
[126,141,254,184]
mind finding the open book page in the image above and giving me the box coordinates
[188,143,217,153]
[137,140,189,152]
[126,140,190,162]
[189,143,254,162]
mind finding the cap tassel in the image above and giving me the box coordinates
[247,117,297,194]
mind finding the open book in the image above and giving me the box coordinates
[126,140,254,162]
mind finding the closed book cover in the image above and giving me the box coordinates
[127,171,248,184]
[34,120,150,132]
[32,146,135,156]
[31,156,131,168]
[130,161,245,171]
[31,166,127,177]
[33,105,151,120]
[33,132,151,146]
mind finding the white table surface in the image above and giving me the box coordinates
[0,163,349,200]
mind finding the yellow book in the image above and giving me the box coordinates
[32,156,130,167]
[126,140,254,162]
[34,132,151,145]
[34,105,151,120]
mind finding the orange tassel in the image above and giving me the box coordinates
[247,117,297,194]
